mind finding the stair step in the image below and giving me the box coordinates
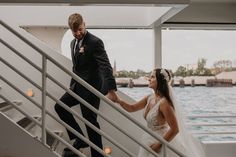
[0,100,22,112]
[17,116,41,131]
[46,131,63,151]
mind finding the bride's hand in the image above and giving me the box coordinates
[116,97,122,104]
[150,143,162,153]
[106,90,118,102]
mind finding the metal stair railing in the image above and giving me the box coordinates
[0,19,184,157]
[0,62,134,157]
[0,34,156,157]
[186,115,236,135]
[0,38,140,157]
[0,34,159,157]
[0,94,87,157]
[0,20,186,157]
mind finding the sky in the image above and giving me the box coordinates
[61,29,236,72]
[162,30,236,71]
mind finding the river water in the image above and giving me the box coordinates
[118,86,236,141]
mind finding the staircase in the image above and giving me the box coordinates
[0,112,60,157]
[0,97,64,155]
[0,100,22,113]
[0,20,187,157]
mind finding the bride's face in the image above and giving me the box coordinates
[148,70,157,90]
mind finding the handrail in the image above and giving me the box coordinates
[0,47,150,157]
[0,44,163,157]
[0,39,42,72]
[194,131,236,135]
[0,95,87,157]
[0,19,183,157]
[46,75,161,156]
[0,57,136,156]
[0,19,183,156]
[187,115,236,118]
[0,20,186,157]
[0,75,111,157]
[0,53,157,157]
[186,114,236,135]
[0,33,137,155]
[188,123,236,127]
[0,33,160,157]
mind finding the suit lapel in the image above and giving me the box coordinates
[71,32,89,66]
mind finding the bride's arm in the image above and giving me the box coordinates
[116,96,148,112]
[151,99,179,152]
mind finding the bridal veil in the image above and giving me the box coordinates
[168,84,206,157]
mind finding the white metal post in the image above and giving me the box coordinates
[42,55,47,145]
[154,26,162,68]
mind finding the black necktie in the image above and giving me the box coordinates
[74,40,80,55]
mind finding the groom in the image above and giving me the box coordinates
[54,13,118,157]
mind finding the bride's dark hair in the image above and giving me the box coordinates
[155,68,173,107]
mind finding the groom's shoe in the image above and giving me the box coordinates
[73,139,89,149]
[62,139,89,157]
[62,148,78,157]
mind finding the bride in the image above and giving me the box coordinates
[115,68,206,157]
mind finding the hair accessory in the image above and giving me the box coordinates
[160,69,170,82]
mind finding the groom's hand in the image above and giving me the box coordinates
[150,143,162,153]
[106,90,118,102]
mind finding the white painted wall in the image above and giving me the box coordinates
[0,113,59,157]
[24,27,67,53]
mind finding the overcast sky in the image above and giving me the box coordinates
[162,30,236,71]
[61,29,236,72]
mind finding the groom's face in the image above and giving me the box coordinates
[148,70,157,90]
[72,22,86,40]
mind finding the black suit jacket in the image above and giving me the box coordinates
[70,31,117,96]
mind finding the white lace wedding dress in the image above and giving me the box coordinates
[137,95,186,157]
[137,92,206,157]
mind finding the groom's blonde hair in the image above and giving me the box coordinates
[68,13,84,31]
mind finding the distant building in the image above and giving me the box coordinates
[216,71,236,84]
[174,76,215,85]
[233,59,236,67]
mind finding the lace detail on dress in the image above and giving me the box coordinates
[144,95,168,131]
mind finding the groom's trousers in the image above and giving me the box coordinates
[54,88,103,157]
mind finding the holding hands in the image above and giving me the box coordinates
[150,143,162,153]
[106,90,119,102]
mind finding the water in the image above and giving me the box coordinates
[118,86,236,142]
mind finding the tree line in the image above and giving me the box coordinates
[174,58,236,77]
[114,58,236,78]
